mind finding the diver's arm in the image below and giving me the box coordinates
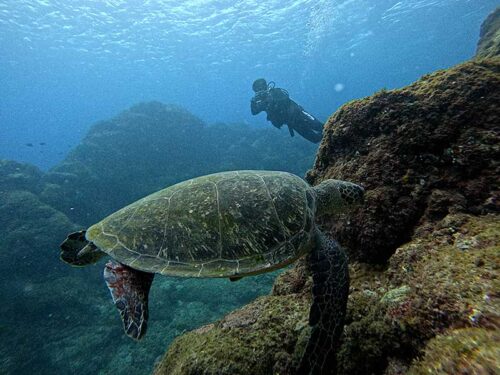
[251,97,261,115]
[251,91,272,115]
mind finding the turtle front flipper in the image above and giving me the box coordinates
[103,261,154,340]
[60,230,105,266]
[297,230,349,375]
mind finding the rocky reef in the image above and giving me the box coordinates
[0,160,76,281]
[156,214,498,375]
[156,23,500,375]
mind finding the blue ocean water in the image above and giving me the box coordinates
[0,0,496,170]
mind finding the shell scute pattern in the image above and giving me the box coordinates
[86,171,316,277]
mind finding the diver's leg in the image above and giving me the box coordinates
[293,125,323,143]
[297,230,349,375]
[299,108,324,132]
[292,111,324,143]
[104,261,155,340]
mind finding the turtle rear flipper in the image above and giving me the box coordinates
[60,230,104,266]
[104,261,154,340]
[297,230,349,375]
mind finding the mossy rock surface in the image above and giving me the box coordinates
[154,294,310,375]
[408,328,500,374]
[476,7,500,58]
[387,214,499,340]
[307,59,500,263]
[156,213,499,375]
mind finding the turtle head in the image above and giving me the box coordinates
[60,230,105,266]
[312,179,364,217]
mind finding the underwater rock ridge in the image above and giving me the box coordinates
[476,6,500,58]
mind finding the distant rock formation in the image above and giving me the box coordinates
[0,160,76,281]
[156,12,500,375]
[476,7,500,58]
[42,101,316,225]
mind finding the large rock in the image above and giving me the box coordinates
[155,213,498,375]
[154,260,312,375]
[0,159,44,193]
[307,59,499,263]
[0,160,76,280]
[476,7,500,58]
[42,102,207,224]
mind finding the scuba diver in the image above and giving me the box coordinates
[250,78,324,143]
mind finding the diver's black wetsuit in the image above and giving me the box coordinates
[250,82,323,144]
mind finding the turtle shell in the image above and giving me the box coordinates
[86,170,316,277]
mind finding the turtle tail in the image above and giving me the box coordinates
[297,230,349,375]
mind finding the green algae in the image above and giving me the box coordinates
[408,328,500,374]
[154,295,310,375]
[386,214,499,339]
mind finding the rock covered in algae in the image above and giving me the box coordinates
[307,59,500,264]
[154,266,312,375]
[408,328,499,374]
[476,7,500,58]
[155,213,498,375]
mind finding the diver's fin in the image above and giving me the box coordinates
[103,261,154,340]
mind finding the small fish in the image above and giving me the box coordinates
[25,143,34,147]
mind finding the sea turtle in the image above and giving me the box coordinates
[60,170,363,373]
